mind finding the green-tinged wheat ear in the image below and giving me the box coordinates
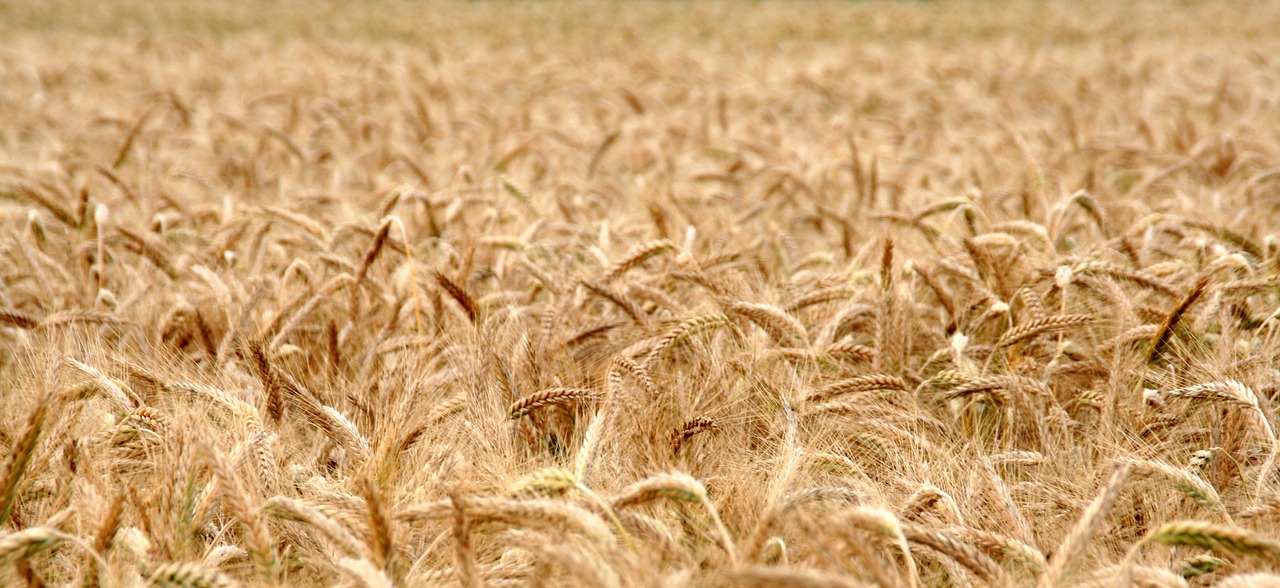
[506,468,577,499]
[1176,554,1226,580]
[610,471,706,509]
[1117,457,1225,508]
[0,527,70,566]
[611,472,736,561]
[1144,520,1280,563]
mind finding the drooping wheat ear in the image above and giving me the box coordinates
[1218,277,1280,299]
[899,485,962,525]
[785,285,854,313]
[1165,380,1273,440]
[824,341,877,364]
[1116,457,1227,517]
[356,217,392,284]
[581,278,645,324]
[167,382,261,429]
[321,405,372,462]
[277,371,370,462]
[805,374,907,404]
[1148,273,1212,362]
[1240,494,1280,522]
[842,507,920,588]
[609,356,658,397]
[0,527,71,567]
[1070,259,1178,297]
[262,496,366,558]
[944,376,1051,406]
[65,356,136,412]
[426,394,466,424]
[146,561,243,588]
[201,546,247,571]
[1175,554,1225,581]
[509,387,599,420]
[670,416,718,455]
[761,537,788,565]
[1216,573,1280,588]
[989,450,1046,468]
[728,302,808,348]
[611,471,706,509]
[1143,520,1280,563]
[945,526,1046,576]
[611,471,736,561]
[1040,462,1132,587]
[506,467,577,499]
[246,339,283,426]
[433,271,479,325]
[714,566,864,588]
[603,239,675,282]
[997,314,1095,348]
[0,307,38,329]
[780,487,863,513]
[643,312,731,367]
[979,458,1033,546]
[901,522,1008,588]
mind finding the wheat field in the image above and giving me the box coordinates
[4,1,1280,586]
